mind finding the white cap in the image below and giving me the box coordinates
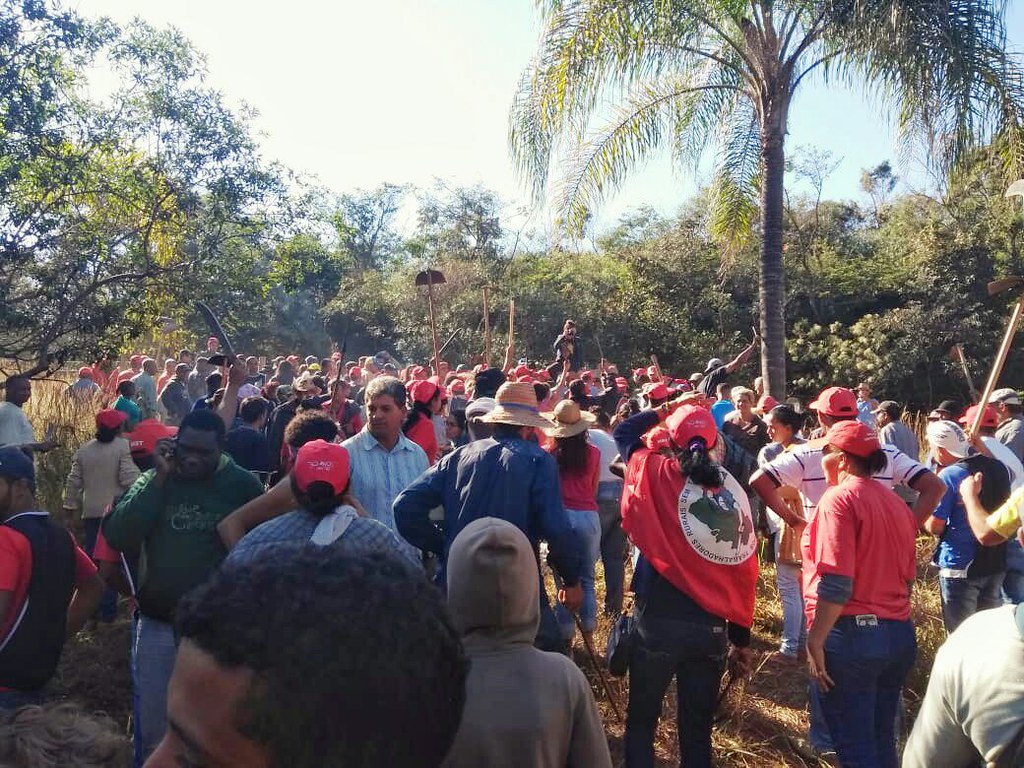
[465,397,496,420]
[926,420,970,458]
[989,388,1021,406]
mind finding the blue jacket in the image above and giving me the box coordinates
[393,434,582,586]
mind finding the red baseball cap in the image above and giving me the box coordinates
[349,366,363,379]
[666,404,718,450]
[293,440,350,496]
[95,409,127,430]
[642,382,670,401]
[810,420,880,458]
[409,380,441,405]
[513,364,531,378]
[449,379,466,394]
[758,394,779,412]
[808,387,858,417]
[535,370,551,382]
[78,366,93,378]
[129,354,143,366]
[127,420,177,457]
[643,425,672,452]
[960,404,999,429]
[615,376,628,389]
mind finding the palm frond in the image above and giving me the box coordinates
[707,102,760,253]
[816,0,1024,176]
[510,0,753,206]
[551,74,744,233]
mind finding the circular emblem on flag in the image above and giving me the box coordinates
[677,470,756,565]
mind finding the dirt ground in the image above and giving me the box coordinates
[54,554,943,767]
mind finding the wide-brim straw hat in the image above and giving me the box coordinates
[481,382,554,431]
[543,399,596,438]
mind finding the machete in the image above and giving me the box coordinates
[196,301,236,366]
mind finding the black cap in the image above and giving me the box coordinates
[936,400,961,419]
[474,368,507,400]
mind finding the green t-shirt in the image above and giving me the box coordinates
[104,454,264,622]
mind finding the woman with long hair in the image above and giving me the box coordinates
[544,399,600,648]
[803,420,918,766]
[403,380,443,464]
[613,400,757,768]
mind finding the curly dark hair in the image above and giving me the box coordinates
[178,547,467,768]
[284,410,338,449]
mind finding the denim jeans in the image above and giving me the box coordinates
[82,517,118,621]
[624,613,727,767]
[597,481,626,615]
[776,562,806,657]
[815,617,916,768]
[132,614,178,766]
[535,575,565,653]
[554,509,601,638]
[1003,538,1024,604]
[939,572,1004,633]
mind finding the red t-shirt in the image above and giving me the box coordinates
[550,443,600,511]
[405,415,438,465]
[117,369,138,385]
[801,476,918,624]
[0,525,97,642]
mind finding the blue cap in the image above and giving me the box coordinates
[0,447,35,489]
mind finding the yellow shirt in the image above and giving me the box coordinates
[988,485,1024,539]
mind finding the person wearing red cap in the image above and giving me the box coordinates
[66,367,100,400]
[801,421,919,767]
[612,400,757,767]
[750,385,944,757]
[61,409,139,622]
[224,440,414,568]
[404,380,443,464]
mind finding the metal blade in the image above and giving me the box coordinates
[988,277,1024,297]
[195,301,236,364]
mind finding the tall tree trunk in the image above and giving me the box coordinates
[759,106,788,400]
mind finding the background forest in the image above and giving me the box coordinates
[3,0,1023,408]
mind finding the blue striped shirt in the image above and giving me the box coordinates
[342,428,429,544]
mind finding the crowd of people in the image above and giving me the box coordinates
[0,326,1023,767]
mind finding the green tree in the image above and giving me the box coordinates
[511,0,1024,398]
[0,14,282,375]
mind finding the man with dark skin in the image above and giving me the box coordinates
[104,410,263,762]
[0,377,57,454]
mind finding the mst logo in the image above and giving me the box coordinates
[677,471,756,565]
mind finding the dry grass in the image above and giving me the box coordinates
[557,550,945,767]
[18,386,948,766]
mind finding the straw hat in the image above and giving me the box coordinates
[480,382,553,431]
[543,399,596,439]
[292,372,318,393]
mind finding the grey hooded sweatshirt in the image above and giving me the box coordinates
[442,517,612,768]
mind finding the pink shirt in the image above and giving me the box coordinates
[552,443,600,512]
[802,476,917,623]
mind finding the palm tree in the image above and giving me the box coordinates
[511,0,1024,397]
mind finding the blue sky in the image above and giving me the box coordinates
[73,0,1024,233]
